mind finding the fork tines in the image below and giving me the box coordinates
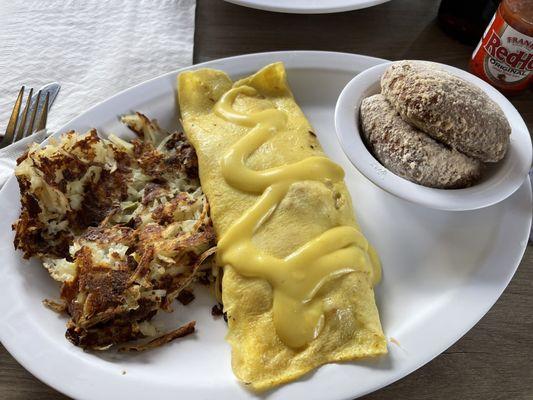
[1,86,49,149]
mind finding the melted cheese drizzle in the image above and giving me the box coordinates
[215,86,378,348]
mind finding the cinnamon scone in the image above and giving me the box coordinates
[381,60,510,163]
[360,94,483,189]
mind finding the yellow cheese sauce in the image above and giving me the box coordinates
[215,86,379,348]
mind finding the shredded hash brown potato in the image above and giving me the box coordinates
[13,113,215,350]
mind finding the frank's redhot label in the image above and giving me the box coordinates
[470,4,532,95]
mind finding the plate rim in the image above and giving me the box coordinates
[223,0,391,14]
[0,50,531,400]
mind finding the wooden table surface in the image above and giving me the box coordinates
[1,0,532,399]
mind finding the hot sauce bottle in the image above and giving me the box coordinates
[470,0,533,95]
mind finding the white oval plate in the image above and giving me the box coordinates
[0,51,531,400]
[224,0,390,14]
[334,62,533,211]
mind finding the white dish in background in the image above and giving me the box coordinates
[0,51,531,400]
[334,61,533,211]
[224,0,390,14]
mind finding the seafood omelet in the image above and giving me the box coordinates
[13,113,215,349]
[178,62,387,390]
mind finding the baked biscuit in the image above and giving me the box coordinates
[360,94,483,188]
[381,60,510,162]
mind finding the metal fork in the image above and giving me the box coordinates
[0,84,59,149]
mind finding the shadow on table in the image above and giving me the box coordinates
[401,17,474,68]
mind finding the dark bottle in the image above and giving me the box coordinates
[438,0,501,44]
